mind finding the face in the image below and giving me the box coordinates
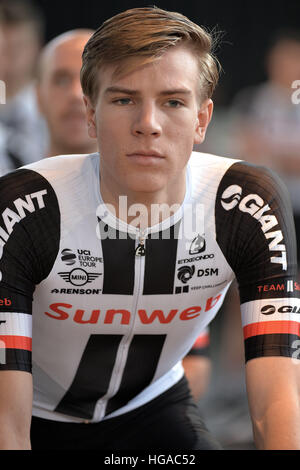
[268,40,300,89]
[3,24,40,92]
[37,34,97,155]
[85,46,213,203]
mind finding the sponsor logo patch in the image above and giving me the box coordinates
[221,184,287,270]
[58,268,102,286]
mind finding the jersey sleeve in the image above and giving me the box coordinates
[186,327,210,358]
[215,161,300,362]
[0,168,60,372]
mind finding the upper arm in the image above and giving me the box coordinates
[216,161,299,363]
[0,168,60,374]
[215,161,300,447]
[0,169,60,448]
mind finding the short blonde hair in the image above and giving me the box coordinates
[80,7,220,104]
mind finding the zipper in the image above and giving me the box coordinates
[93,229,147,421]
[135,228,147,256]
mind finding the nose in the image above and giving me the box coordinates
[131,102,162,137]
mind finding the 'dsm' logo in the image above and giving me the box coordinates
[177,265,195,284]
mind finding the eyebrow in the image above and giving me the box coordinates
[104,86,192,96]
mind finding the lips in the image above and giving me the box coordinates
[126,151,165,166]
[127,151,165,158]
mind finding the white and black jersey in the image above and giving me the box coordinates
[0,152,298,423]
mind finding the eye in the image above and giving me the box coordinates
[52,73,72,88]
[112,97,133,105]
[165,99,184,108]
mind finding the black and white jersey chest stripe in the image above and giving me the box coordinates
[98,217,181,296]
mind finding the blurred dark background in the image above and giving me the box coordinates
[34,0,300,106]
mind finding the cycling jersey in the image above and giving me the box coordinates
[0,151,298,423]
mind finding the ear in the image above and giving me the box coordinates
[83,95,97,139]
[194,99,214,145]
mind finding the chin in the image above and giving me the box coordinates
[126,174,167,195]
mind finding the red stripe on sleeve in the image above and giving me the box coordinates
[243,321,300,340]
[192,333,209,349]
[0,336,32,351]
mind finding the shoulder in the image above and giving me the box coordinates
[188,151,242,198]
[22,152,99,184]
[188,150,240,172]
[215,159,291,206]
[188,151,290,201]
[213,157,294,234]
[0,153,99,203]
[214,159,296,277]
[190,150,277,179]
[0,156,94,246]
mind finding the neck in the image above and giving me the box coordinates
[100,174,187,230]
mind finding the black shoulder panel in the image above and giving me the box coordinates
[215,161,298,303]
[0,168,60,314]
